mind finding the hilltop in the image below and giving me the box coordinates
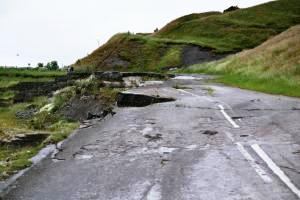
[155,0,300,52]
[74,0,300,72]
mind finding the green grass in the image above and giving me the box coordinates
[0,76,57,89]
[0,95,78,179]
[45,121,79,144]
[157,46,182,69]
[0,145,41,180]
[181,25,300,98]
[52,87,76,112]
[155,0,300,53]
[181,67,300,97]
[99,87,122,104]
[0,67,65,78]
[202,87,214,96]
[0,67,65,89]
[221,74,300,97]
[0,91,15,100]
[74,33,184,72]
[74,0,300,72]
[0,68,92,180]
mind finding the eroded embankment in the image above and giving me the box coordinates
[0,71,173,185]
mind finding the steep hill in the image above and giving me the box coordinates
[74,34,225,72]
[74,34,185,72]
[186,25,300,97]
[74,0,300,72]
[155,0,300,52]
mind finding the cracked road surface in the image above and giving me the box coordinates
[4,75,300,200]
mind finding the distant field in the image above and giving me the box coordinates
[0,67,65,78]
[182,25,300,97]
[0,67,66,88]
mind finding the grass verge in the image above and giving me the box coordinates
[181,66,300,98]
[181,25,300,98]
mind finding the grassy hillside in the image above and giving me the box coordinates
[74,0,300,72]
[74,33,186,72]
[155,0,300,53]
[184,25,300,97]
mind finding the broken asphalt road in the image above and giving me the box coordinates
[3,75,300,200]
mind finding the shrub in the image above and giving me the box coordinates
[29,111,59,130]
[45,61,59,70]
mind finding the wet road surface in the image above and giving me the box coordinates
[4,75,300,200]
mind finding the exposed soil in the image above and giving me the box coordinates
[181,45,229,66]
[59,95,110,121]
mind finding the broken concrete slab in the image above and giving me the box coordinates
[117,92,175,107]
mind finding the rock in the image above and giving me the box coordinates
[15,108,38,119]
[60,95,106,121]
[86,108,116,120]
[86,112,102,120]
[202,130,218,136]
[0,132,50,147]
[121,72,175,79]
[117,92,175,107]
[144,133,162,141]
[103,81,124,88]
[94,71,123,81]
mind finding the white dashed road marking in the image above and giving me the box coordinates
[236,142,273,183]
[176,89,240,128]
[225,132,273,183]
[177,89,213,102]
[252,144,300,199]
[218,105,240,128]
[177,87,300,195]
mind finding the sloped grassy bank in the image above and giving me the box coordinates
[181,25,300,98]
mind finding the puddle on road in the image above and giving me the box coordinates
[74,154,94,160]
[186,144,198,150]
[142,127,154,136]
[159,147,177,154]
[172,76,202,80]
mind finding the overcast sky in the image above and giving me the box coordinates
[0,0,271,67]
